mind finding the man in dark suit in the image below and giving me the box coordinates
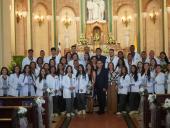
[95,48,106,64]
[95,59,108,114]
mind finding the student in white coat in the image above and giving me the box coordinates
[76,64,89,115]
[129,65,142,114]
[8,66,21,96]
[36,68,47,96]
[22,49,36,69]
[19,65,36,96]
[117,66,130,115]
[0,67,10,96]
[57,63,66,114]
[105,49,119,69]
[140,63,154,94]
[166,63,170,93]
[154,65,165,94]
[46,66,60,117]
[46,47,61,64]
[62,65,76,117]
[129,45,141,65]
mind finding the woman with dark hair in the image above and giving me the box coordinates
[19,65,36,96]
[116,66,130,115]
[137,61,143,73]
[129,65,142,114]
[107,62,119,114]
[154,65,165,94]
[43,63,50,74]
[35,68,47,96]
[82,53,91,67]
[141,63,154,94]
[86,63,96,113]
[65,52,72,64]
[76,64,89,115]
[49,59,56,68]
[91,56,97,71]
[68,53,79,67]
[36,57,44,73]
[115,58,126,74]
[8,65,21,96]
[0,67,10,96]
[62,65,76,117]
[30,61,39,79]
[46,66,60,117]
[159,51,169,72]
[57,63,66,115]
[59,56,67,69]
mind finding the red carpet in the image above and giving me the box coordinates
[69,113,128,128]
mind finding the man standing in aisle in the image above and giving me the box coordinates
[95,59,108,114]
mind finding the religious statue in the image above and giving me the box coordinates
[87,0,105,22]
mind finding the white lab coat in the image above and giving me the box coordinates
[105,56,119,69]
[118,75,130,95]
[0,75,9,96]
[75,74,89,93]
[46,55,61,65]
[8,74,20,96]
[146,57,160,64]
[35,78,46,96]
[46,74,59,96]
[131,52,141,65]
[154,72,165,94]
[62,74,76,99]
[140,73,155,93]
[129,73,142,93]
[22,57,37,69]
[19,74,36,96]
[166,72,170,94]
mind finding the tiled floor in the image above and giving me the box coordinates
[69,113,128,128]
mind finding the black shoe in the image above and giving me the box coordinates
[97,111,105,115]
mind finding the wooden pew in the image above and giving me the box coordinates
[143,94,170,128]
[0,106,37,128]
[0,96,49,128]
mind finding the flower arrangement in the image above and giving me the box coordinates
[139,88,145,95]
[17,107,27,118]
[163,98,170,110]
[46,88,54,95]
[148,94,157,103]
[79,34,88,45]
[34,97,45,106]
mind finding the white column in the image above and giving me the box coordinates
[26,0,32,50]
[163,0,168,53]
[2,0,12,65]
[10,0,15,55]
[0,0,3,66]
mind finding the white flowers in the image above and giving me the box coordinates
[46,88,54,94]
[139,88,145,95]
[18,107,27,114]
[163,98,170,109]
[148,94,156,103]
[35,97,45,106]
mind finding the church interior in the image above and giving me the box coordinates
[0,0,170,128]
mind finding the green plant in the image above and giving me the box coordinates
[8,56,24,72]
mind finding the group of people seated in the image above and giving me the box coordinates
[0,44,170,117]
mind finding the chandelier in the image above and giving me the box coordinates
[62,12,72,29]
[15,5,27,23]
[149,8,159,24]
[121,11,132,27]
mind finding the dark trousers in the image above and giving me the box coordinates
[53,96,60,114]
[129,92,140,111]
[96,89,106,112]
[118,94,127,112]
[65,98,74,113]
[77,93,86,111]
